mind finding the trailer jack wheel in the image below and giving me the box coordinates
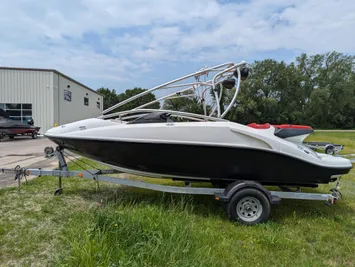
[32,131,38,139]
[226,188,271,225]
[54,188,63,195]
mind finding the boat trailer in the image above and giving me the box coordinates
[0,146,343,225]
[303,141,344,155]
[0,130,39,141]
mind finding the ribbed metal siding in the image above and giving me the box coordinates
[58,75,103,125]
[0,69,54,133]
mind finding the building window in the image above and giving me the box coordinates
[22,104,32,109]
[64,90,72,101]
[0,103,33,122]
[97,101,100,109]
[84,97,89,106]
[7,110,22,116]
[23,110,32,117]
[6,103,21,109]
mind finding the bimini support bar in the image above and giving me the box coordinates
[118,113,208,122]
[134,78,220,111]
[221,67,241,118]
[101,108,228,121]
[134,85,200,110]
[209,64,242,118]
[211,65,239,117]
[163,81,212,89]
[160,94,196,102]
[102,62,236,115]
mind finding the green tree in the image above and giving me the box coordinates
[162,96,205,115]
[305,88,332,128]
[225,51,355,129]
[116,87,160,111]
[297,51,355,128]
[225,59,302,124]
[97,87,161,115]
[96,88,119,110]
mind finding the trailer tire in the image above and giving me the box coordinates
[226,188,271,225]
[325,145,335,155]
[32,131,38,139]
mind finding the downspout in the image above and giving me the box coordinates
[57,73,60,125]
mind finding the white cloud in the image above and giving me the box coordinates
[0,0,354,89]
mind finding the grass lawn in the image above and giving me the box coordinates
[310,131,355,155]
[0,132,354,267]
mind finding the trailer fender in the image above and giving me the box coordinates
[215,180,281,204]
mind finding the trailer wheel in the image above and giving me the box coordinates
[9,135,15,139]
[226,188,271,225]
[325,145,335,155]
[32,131,38,139]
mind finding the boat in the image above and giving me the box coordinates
[45,61,353,188]
[0,109,40,139]
[247,123,314,143]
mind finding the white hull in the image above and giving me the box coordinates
[285,134,311,143]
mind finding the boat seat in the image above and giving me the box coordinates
[247,123,271,129]
[248,122,313,139]
[272,124,312,130]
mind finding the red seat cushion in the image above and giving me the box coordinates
[272,124,312,130]
[247,123,271,129]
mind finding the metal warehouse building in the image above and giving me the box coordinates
[0,67,103,134]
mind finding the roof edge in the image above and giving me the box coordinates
[0,66,102,97]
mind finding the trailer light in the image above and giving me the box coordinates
[78,173,83,178]
[26,170,31,175]
[215,196,220,201]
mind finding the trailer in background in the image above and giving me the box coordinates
[303,141,344,155]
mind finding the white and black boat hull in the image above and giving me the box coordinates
[45,117,352,188]
[47,136,351,188]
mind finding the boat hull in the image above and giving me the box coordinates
[47,136,351,187]
[0,127,40,135]
[284,134,311,143]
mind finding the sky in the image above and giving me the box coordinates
[0,0,354,93]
